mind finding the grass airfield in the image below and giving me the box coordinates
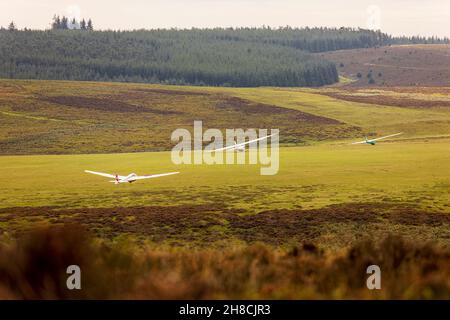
[1,138,448,250]
[1,139,449,212]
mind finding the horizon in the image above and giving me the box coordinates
[1,0,449,38]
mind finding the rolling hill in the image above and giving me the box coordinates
[321,44,450,87]
[1,79,450,154]
[0,80,361,155]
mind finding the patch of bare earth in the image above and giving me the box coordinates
[215,96,342,123]
[40,95,181,114]
[321,90,450,108]
[134,88,210,96]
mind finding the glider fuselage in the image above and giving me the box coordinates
[113,173,138,184]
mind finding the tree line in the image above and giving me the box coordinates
[0,27,448,87]
[388,35,450,45]
[51,15,93,31]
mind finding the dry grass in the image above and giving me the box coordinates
[1,203,448,249]
[321,44,450,87]
[0,225,448,299]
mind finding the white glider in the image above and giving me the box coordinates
[351,132,403,145]
[207,133,278,152]
[85,170,179,184]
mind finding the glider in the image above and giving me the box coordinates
[85,170,179,184]
[207,133,278,152]
[351,132,403,145]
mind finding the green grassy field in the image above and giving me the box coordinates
[1,141,449,212]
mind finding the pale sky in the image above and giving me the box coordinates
[1,0,449,37]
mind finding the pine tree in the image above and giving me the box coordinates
[80,19,86,30]
[87,19,93,31]
[8,21,16,31]
[51,15,60,30]
[61,16,69,30]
